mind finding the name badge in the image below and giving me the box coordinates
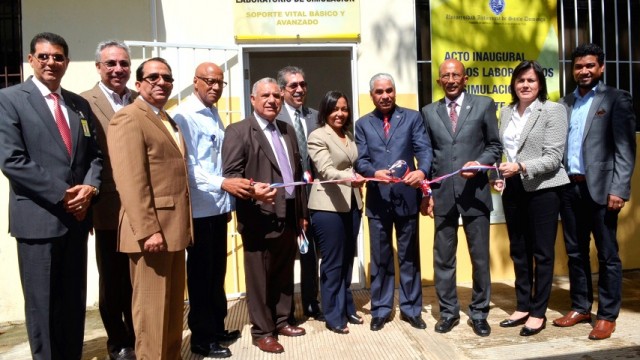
[80,119,90,137]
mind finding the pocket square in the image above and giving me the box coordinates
[595,108,606,116]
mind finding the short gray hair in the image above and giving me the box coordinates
[252,77,279,96]
[94,40,130,63]
[369,73,395,91]
[277,66,305,88]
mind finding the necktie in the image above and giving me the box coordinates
[267,122,294,196]
[449,102,458,132]
[383,115,390,138]
[292,109,308,171]
[50,93,72,156]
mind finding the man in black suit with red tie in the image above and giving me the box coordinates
[0,32,102,360]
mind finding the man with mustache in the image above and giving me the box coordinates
[275,66,323,323]
[81,40,136,360]
[421,59,501,337]
[553,43,636,341]
[172,62,254,358]
[108,57,192,359]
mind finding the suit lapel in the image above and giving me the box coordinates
[517,101,542,151]
[436,99,455,137]
[455,95,473,137]
[25,81,70,158]
[499,105,513,138]
[324,125,353,162]
[61,90,83,161]
[250,117,280,172]
[582,83,606,143]
[136,99,182,154]
[91,85,116,121]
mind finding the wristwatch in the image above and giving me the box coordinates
[92,186,99,196]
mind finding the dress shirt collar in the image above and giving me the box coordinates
[31,76,61,98]
[98,81,132,108]
[445,92,465,108]
[138,97,162,115]
[573,83,598,100]
[284,102,301,119]
[255,112,277,131]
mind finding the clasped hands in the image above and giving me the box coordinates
[63,184,96,221]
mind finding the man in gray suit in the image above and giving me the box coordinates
[553,43,636,340]
[276,66,323,321]
[421,59,501,337]
[0,32,102,359]
[80,40,136,360]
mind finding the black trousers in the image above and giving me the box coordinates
[503,176,561,318]
[95,229,135,352]
[17,231,88,360]
[560,181,622,320]
[187,214,229,345]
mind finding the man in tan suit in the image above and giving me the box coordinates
[108,57,192,360]
[80,40,136,360]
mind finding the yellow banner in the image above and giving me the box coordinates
[233,0,360,42]
[430,0,559,109]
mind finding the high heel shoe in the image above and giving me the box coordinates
[519,317,547,336]
[326,324,350,334]
[499,315,529,328]
[347,314,364,325]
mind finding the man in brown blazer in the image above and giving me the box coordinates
[80,40,136,360]
[108,57,192,360]
[222,78,308,354]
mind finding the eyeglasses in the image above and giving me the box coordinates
[99,60,131,69]
[440,73,463,81]
[286,81,307,90]
[196,76,227,88]
[35,53,66,63]
[142,73,174,84]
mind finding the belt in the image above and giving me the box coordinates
[569,174,586,183]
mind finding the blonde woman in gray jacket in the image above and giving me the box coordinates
[493,60,569,337]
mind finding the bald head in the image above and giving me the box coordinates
[437,59,468,100]
[193,62,224,107]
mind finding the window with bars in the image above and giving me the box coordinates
[416,0,639,130]
[0,0,22,89]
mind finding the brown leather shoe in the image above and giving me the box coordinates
[588,319,616,340]
[552,310,592,327]
[252,336,284,353]
[277,324,306,337]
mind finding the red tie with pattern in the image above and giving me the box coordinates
[383,115,390,138]
[50,93,72,155]
[449,101,458,133]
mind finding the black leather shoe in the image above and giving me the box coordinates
[520,317,546,337]
[304,304,325,321]
[499,315,529,328]
[370,317,388,331]
[215,329,241,342]
[347,313,364,325]
[326,323,349,334]
[109,347,136,360]
[400,312,427,329]
[191,342,232,358]
[435,317,460,333]
[469,319,491,337]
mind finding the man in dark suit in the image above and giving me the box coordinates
[0,32,103,360]
[354,73,432,331]
[421,59,502,337]
[108,57,192,359]
[80,40,136,360]
[222,78,308,353]
[276,65,323,321]
[553,43,636,340]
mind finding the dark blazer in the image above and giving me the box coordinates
[560,82,636,205]
[0,77,102,238]
[81,83,137,230]
[354,106,432,218]
[421,92,501,216]
[277,105,318,172]
[222,115,308,237]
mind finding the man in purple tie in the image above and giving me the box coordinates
[222,78,308,354]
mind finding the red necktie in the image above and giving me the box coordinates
[449,102,458,132]
[383,115,390,138]
[50,93,72,155]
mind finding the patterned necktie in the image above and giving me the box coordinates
[50,93,72,156]
[383,115,390,138]
[267,122,294,196]
[449,101,458,132]
[292,109,308,171]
